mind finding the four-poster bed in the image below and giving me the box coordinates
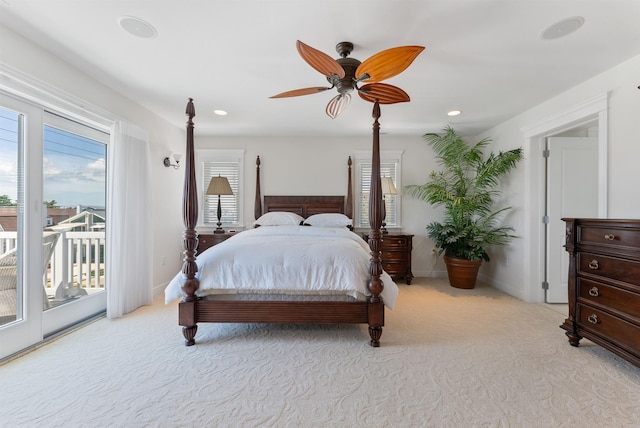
[171,98,389,347]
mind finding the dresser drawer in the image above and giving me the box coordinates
[578,252,640,287]
[578,277,640,319]
[382,261,407,275]
[198,233,236,254]
[578,225,640,249]
[381,236,410,248]
[577,303,640,356]
[381,250,406,261]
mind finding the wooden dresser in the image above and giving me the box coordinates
[366,233,414,284]
[561,218,640,367]
[197,232,236,255]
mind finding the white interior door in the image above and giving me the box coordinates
[546,136,599,303]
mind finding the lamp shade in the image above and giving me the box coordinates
[206,176,234,196]
[380,177,398,195]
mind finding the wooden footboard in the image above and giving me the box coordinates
[190,299,369,324]
[180,297,383,346]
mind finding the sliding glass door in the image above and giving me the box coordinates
[0,95,108,359]
[41,113,108,335]
[0,96,45,357]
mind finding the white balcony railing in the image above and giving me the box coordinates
[0,232,17,254]
[50,231,105,292]
[0,230,105,297]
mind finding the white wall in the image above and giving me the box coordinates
[193,134,445,279]
[475,53,640,301]
[0,24,185,296]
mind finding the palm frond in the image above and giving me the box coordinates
[404,127,523,261]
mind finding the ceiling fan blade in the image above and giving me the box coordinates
[326,93,351,119]
[357,83,410,104]
[270,86,332,98]
[355,46,425,83]
[297,40,346,79]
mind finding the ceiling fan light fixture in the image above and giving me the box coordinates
[326,93,351,119]
[447,110,462,116]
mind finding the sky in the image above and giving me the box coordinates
[0,108,107,208]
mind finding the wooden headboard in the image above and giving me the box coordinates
[254,156,354,220]
[263,195,345,218]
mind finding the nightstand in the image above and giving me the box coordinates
[365,233,414,284]
[197,232,236,255]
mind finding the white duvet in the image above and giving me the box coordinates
[164,226,398,309]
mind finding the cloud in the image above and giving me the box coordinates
[84,158,106,181]
[43,156,63,178]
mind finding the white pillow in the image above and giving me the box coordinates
[304,213,353,228]
[253,211,304,227]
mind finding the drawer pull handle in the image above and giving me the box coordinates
[604,234,615,240]
[587,314,600,324]
[588,287,599,297]
[588,259,599,270]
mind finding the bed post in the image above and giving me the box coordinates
[254,155,262,220]
[346,156,353,219]
[367,100,384,347]
[178,98,199,346]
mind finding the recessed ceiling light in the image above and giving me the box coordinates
[447,110,462,117]
[541,16,585,40]
[214,110,228,116]
[118,16,157,38]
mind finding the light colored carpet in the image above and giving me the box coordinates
[1,278,639,427]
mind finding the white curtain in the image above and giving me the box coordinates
[106,121,152,319]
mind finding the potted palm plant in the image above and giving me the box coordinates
[404,127,523,288]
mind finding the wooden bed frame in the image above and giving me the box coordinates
[178,98,386,347]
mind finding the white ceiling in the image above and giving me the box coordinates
[1,1,640,137]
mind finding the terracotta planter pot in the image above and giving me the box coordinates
[443,255,482,289]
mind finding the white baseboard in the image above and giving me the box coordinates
[411,268,447,278]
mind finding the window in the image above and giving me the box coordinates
[355,150,403,229]
[197,149,244,228]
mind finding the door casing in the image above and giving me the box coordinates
[521,93,608,303]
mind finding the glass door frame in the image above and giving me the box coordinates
[0,93,109,359]
[0,94,46,358]
[41,111,108,336]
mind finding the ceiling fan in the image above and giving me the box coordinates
[270,40,425,118]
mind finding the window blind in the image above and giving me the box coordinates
[358,161,398,228]
[202,161,239,225]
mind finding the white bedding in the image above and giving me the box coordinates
[164,226,398,309]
